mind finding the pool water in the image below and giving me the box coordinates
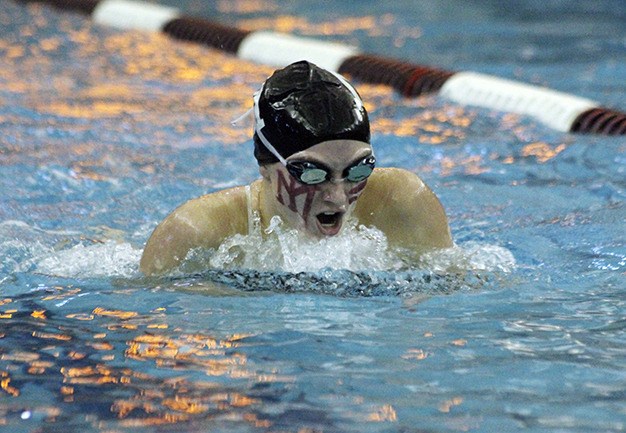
[1,0,625,432]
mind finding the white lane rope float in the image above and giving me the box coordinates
[17,0,626,135]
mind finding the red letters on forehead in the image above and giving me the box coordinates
[275,170,317,221]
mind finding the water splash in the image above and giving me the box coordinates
[420,241,517,273]
[176,215,516,296]
[1,217,514,296]
[0,220,141,280]
[34,241,142,279]
[186,215,516,275]
[201,216,402,273]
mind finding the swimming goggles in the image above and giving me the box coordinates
[285,155,376,185]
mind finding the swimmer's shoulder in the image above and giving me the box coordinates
[140,182,259,275]
[181,184,251,220]
[355,167,453,252]
[364,167,427,191]
[356,167,429,209]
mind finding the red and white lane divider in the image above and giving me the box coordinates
[18,0,626,135]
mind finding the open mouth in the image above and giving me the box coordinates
[316,211,343,236]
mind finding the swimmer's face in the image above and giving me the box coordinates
[261,139,373,238]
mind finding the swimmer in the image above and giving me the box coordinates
[140,60,452,275]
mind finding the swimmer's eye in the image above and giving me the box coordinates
[343,155,376,182]
[286,161,329,185]
[286,156,375,185]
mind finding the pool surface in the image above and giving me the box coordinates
[1,0,625,432]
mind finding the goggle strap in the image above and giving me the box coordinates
[253,89,289,166]
[328,70,364,123]
[230,106,254,126]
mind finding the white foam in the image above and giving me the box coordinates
[193,215,516,274]
[205,216,401,273]
[0,220,77,275]
[420,241,517,273]
[0,220,142,279]
[34,241,142,278]
[1,219,515,283]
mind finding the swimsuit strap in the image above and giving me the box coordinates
[244,184,254,233]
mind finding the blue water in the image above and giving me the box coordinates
[1,0,625,432]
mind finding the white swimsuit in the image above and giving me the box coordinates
[244,185,256,233]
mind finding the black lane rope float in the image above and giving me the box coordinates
[16,0,626,135]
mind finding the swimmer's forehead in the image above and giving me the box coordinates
[286,139,373,166]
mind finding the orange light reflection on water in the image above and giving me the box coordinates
[217,0,279,14]
[0,4,547,430]
[521,141,567,163]
[238,13,415,40]
[1,371,20,397]
[58,305,291,427]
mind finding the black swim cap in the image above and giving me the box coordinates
[253,60,370,165]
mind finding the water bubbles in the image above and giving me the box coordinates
[179,215,516,296]
[1,217,515,296]
[34,241,142,278]
[420,241,517,273]
[205,215,403,273]
[198,215,516,277]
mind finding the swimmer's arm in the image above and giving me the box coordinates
[140,187,248,276]
[355,167,453,255]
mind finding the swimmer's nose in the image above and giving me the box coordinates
[321,181,349,206]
